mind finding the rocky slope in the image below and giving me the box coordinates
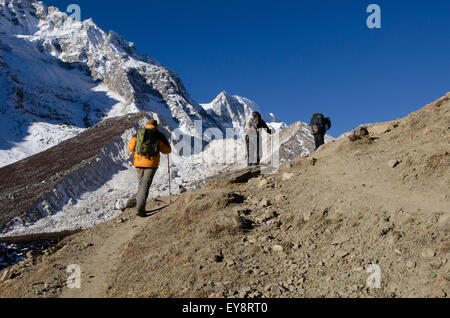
[0,93,448,298]
[0,112,148,234]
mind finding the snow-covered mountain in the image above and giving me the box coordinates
[0,0,221,167]
[201,91,285,131]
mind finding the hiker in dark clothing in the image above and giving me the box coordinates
[244,112,272,166]
[128,119,171,217]
[310,113,331,150]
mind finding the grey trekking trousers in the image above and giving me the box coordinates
[245,129,261,166]
[135,167,157,215]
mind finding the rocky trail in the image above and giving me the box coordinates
[0,94,448,298]
[58,200,170,298]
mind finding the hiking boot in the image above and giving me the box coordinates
[136,211,146,217]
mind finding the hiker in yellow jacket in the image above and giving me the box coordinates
[128,119,171,217]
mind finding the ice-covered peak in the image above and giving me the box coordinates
[201,92,285,129]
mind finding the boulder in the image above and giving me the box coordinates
[435,96,449,107]
[348,126,369,142]
[207,166,261,186]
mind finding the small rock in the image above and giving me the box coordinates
[428,259,442,270]
[272,245,284,252]
[248,237,257,244]
[214,252,224,263]
[257,179,269,188]
[262,210,278,222]
[302,211,312,222]
[233,216,254,230]
[340,272,350,279]
[435,96,449,107]
[0,269,11,282]
[427,272,437,279]
[421,248,436,259]
[239,286,252,298]
[233,206,251,216]
[308,157,318,166]
[405,259,416,269]
[275,194,286,202]
[270,285,282,296]
[388,159,402,168]
[350,285,359,292]
[178,185,187,193]
[258,199,271,208]
[243,269,253,276]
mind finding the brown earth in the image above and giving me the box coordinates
[0,94,449,298]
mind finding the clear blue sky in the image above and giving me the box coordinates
[47,0,450,136]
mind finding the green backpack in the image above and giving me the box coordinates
[136,128,159,157]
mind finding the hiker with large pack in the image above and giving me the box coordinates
[310,113,331,150]
[128,119,171,217]
[243,112,273,166]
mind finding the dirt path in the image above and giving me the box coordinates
[59,216,140,297]
[59,199,170,298]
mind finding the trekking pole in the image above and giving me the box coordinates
[167,154,172,204]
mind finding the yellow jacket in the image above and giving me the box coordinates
[128,124,171,168]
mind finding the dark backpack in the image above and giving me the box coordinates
[136,128,159,157]
[310,113,325,134]
[310,113,331,133]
